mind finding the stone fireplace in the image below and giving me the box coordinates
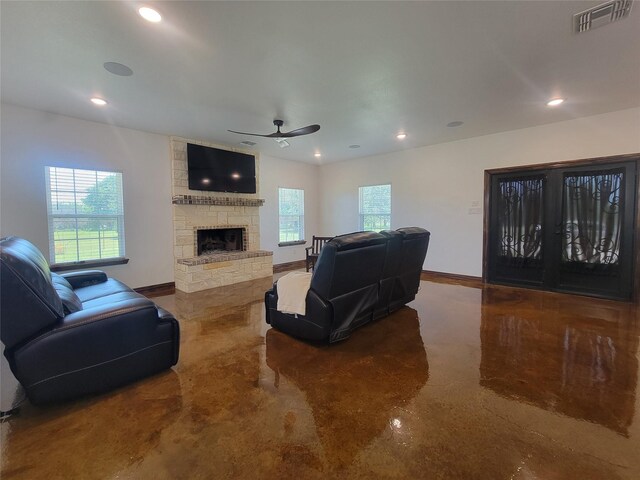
[170,137,273,293]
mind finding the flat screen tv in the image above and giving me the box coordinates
[187,143,257,193]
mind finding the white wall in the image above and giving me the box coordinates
[320,107,640,277]
[259,154,321,265]
[0,103,174,288]
[3,104,637,284]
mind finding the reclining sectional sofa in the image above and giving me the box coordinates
[265,227,430,343]
[0,236,180,405]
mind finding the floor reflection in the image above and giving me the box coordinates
[480,287,638,435]
[2,276,639,479]
[265,307,429,469]
[1,369,183,479]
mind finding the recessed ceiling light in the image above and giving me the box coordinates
[138,6,162,23]
[396,133,407,140]
[546,98,565,107]
[349,145,361,149]
[90,97,107,106]
[231,173,241,179]
[104,62,133,77]
[314,152,322,158]
[447,121,464,127]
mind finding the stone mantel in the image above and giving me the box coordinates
[172,195,265,207]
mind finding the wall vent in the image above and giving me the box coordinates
[239,140,256,147]
[573,0,633,33]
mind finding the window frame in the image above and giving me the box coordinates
[358,183,392,232]
[45,166,128,269]
[278,187,305,246]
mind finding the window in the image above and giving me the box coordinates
[359,184,391,231]
[278,188,305,243]
[46,167,125,264]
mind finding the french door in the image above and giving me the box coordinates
[486,157,637,300]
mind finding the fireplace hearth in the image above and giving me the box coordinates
[197,228,245,256]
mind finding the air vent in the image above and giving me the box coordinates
[239,140,256,147]
[573,0,633,33]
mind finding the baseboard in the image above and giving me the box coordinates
[134,269,475,296]
[134,282,176,297]
[421,270,484,288]
[273,259,306,274]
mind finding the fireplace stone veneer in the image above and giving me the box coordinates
[171,136,273,293]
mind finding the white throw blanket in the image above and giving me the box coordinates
[277,271,313,316]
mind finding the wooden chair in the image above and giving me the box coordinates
[305,236,332,271]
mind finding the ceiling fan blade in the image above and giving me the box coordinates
[229,123,320,138]
[279,124,321,138]
[227,129,272,137]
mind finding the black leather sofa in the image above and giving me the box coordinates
[265,227,430,343]
[0,236,180,405]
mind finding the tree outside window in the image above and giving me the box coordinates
[279,188,304,242]
[46,167,125,264]
[359,184,391,231]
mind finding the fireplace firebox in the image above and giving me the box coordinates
[197,228,245,255]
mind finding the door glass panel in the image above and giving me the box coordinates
[497,176,544,266]
[562,170,623,267]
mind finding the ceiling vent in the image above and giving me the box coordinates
[573,0,633,33]
[239,140,256,147]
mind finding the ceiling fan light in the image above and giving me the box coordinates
[546,98,565,107]
[138,7,162,23]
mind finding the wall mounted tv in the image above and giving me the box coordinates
[187,143,256,193]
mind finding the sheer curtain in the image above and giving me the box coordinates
[498,177,544,263]
[562,171,623,264]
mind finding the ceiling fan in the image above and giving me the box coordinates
[228,119,320,139]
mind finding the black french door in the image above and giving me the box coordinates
[487,160,637,300]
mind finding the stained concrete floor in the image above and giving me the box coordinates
[1,276,639,479]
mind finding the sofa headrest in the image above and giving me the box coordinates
[380,230,403,240]
[1,236,64,347]
[327,231,387,251]
[396,227,431,240]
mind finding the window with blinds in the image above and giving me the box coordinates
[359,184,391,232]
[278,188,305,242]
[45,167,125,264]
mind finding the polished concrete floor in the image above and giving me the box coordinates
[1,276,639,479]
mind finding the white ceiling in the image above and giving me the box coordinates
[2,1,639,164]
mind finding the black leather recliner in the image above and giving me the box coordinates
[265,228,430,343]
[389,227,431,312]
[0,236,180,405]
[373,229,404,320]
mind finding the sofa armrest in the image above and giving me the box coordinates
[266,285,332,341]
[61,270,108,289]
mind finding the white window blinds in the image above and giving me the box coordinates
[45,167,125,264]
